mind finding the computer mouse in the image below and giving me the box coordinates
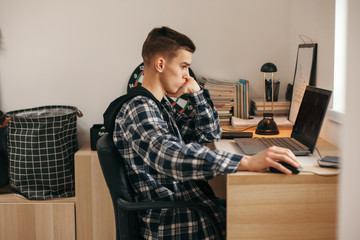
[269,161,303,174]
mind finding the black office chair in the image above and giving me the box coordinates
[96,133,223,240]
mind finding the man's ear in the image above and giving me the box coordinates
[155,57,165,73]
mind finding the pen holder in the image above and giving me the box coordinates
[265,79,280,101]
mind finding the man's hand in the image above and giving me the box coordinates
[167,76,201,98]
[237,146,301,175]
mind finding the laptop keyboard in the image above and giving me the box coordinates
[258,137,309,152]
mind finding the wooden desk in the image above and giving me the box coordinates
[49,128,337,240]
[215,130,339,240]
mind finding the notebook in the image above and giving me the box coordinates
[234,86,332,156]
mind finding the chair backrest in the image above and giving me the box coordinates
[96,133,140,240]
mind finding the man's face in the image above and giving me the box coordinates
[160,49,192,94]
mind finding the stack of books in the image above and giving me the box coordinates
[202,77,235,126]
[250,98,290,116]
[201,77,250,126]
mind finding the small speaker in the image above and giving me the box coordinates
[90,124,106,150]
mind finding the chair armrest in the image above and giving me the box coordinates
[117,198,223,239]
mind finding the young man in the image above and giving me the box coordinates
[105,26,300,240]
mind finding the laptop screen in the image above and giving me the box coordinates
[291,86,332,153]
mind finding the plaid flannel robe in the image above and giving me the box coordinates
[113,88,242,240]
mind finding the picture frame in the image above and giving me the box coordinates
[288,43,318,123]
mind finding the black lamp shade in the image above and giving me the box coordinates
[261,62,277,73]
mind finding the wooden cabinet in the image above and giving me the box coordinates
[0,143,117,240]
[75,144,116,240]
[0,192,75,240]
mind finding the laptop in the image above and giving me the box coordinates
[235,86,332,156]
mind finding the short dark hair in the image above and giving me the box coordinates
[142,26,196,65]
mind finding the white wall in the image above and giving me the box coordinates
[287,0,338,146]
[288,0,335,91]
[0,0,334,146]
[338,0,360,238]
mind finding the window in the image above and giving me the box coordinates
[329,0,347,123]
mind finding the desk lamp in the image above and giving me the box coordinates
[255,62,279,135]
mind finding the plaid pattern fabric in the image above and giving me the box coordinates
[7,106,78,200]
[113,88,242,240]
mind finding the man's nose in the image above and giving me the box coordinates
[183,69,190,77]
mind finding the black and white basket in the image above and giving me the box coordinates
[6,105,82,200]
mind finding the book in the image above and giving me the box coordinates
[253,109,290,116]
[239,79,250,119]
[251,98,290,107]
[317,156,340,168]
[251,98,290,116]
[253,105,290,111]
